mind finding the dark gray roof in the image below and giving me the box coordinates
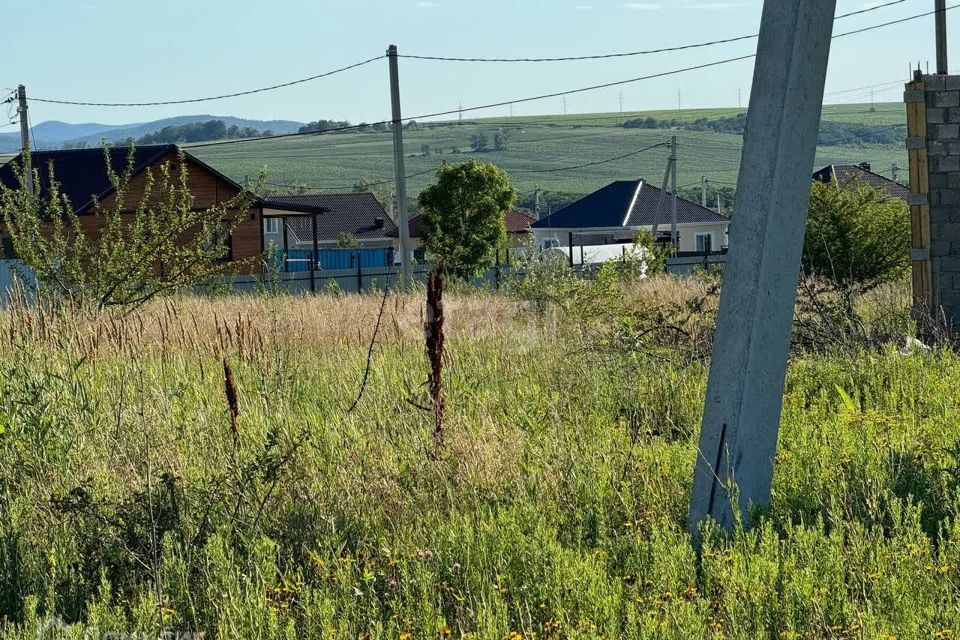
[531,180,729,230]
[263,193,398,242]
[0,145,239,214]
[812,164,911,204]
[391,209,536,238]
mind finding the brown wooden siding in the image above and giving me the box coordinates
[77,151,262,269]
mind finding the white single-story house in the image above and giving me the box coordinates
[530,180,730,254]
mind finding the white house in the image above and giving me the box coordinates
[530,180,730,254]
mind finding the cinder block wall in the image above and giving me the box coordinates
[907,74,960,330]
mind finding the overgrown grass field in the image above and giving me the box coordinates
[0,278,959,639]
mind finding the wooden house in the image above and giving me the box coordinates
[0,145,264,266]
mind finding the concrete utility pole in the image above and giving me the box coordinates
[387,45,413,288]
[533,187,541,220]
[17,85,33,196]
[670,136,678,247]
[702,176,708,208]
[936,0,948,75]
[651,149,673,238]
[688,0,837,538]
[892,163,900,183]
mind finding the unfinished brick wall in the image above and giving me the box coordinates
[906,73,960,331]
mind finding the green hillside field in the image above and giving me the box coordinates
[1,102,909,207]
[188,102,909,204]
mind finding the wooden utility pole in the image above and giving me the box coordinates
[936,0,948,75]
[688,0,837,539]
[388,45,413,289]
[17,85,32,196]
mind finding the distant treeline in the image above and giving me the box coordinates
[61,120,275,148]
[138,120,273,145]
[623,113,906,146]
[298,119,429,134]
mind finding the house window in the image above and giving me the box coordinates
[263,217,281,235]
[695,233,714,254]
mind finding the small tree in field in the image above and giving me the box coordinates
[802,179,910,289]
[418,161,516,280]
[0,145,259,311]
[416,161,517,455]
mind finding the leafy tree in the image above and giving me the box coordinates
[493,130,508,151]
[421,143,433,156]
[417,161,517,280]
[0,145,260,311]
[470,132,489,153]
[802,179,910,288]
[337,232,359,248]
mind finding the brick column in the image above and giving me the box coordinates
[907,73,960,332]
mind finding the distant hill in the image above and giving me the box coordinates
[0,115,305,152]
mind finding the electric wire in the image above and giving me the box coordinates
[29,55,384,107]
[400,0,914,62]
[263,141,669,191]
[186,2,942,152]
[23,1,945,119]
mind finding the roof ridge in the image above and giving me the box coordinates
[623,180,642,227]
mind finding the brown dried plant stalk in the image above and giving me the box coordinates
[426,265,446,454]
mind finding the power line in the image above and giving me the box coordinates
[24,2,941,118]
[400,0,914,63]
[264,167,439,192]
[29,55,384,107]
[509,142,668,173]
[321,7,960,126]
[264,142,669,191]
[825,79,907,96]
[138,8,940,152]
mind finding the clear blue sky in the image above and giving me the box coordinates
[4,0,958,127]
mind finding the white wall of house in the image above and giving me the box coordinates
[532,222,729,254]
[681,223,729,253]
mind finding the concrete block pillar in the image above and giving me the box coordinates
[907,73,960,331]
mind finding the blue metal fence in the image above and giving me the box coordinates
[284,248,393,272]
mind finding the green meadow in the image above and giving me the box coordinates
[0,276,958,639]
